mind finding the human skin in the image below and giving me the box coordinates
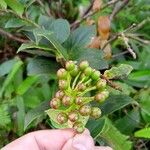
[2,129,112,150]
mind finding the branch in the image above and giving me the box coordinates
[71,0,119,29]
[101,75,122,91]
[0,28,29,43]
[121,33,136,59]
[110,0,130,21]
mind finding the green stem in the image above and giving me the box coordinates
[79,86,97,96]
[72,71,81,89]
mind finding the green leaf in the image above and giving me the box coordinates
[4,0,24,16]
[0,59,23,98]
[24,100,49,130]
[46,109,89,129]
[51,19,70,43]
[16,96,25,136]
[64,25,96,50]
[5,18,26,28]
[27,57,60,75]
[115,109,141,135]
[0,0,7,9]
[16,75,39,95]
[98,118,132,150]
[46,109,69,128]
[17,42,55,54]
[134,128,150,139]
[36,30,68,60]
[0,105,11,127]
[126,70,150,88]
[70,48,108,70]
[100,94,135,116]
[104,64,133,79]
[0,59,18,77]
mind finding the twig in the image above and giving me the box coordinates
[0,28,29,43]
[112,50,129,58]
[110,0,130,21]
[71,0,119,29]
[130,17,150,32]
[101,75,122,91]
[121,33,136,59]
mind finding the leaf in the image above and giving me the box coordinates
[16,96,25,136]
[5,18,26,28]
[50,19,70,43]
[104,64,133,79]
[99,118,132,150]
[70,48,108,70]
[16,75,39,95]
[92,0,103,12]
[134,128,150,139]
[0,0,7,9]
[17,42,55,53]
[115,109,141,135]
[4,0,24,16]
[98,16,110,40]
[35,29,68,59]
[0,105,11,127]
[46,109,69,128]
[27,57,60,75]
[0,59,23,97]
[0,59,18,77]
[100,94,135,116]
[64,25,96,50]
[127,70,150,88]
[46,109,89,129]
[24,100,49,130]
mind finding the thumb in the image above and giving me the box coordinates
[62,129,95,150]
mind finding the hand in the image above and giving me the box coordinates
[2,129,112,150]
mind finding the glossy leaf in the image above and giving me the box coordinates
[100,94,135,116]
[104,64,133,79]
[16,75,39,95]
[4,0,24,16]
[70,48,108,70]
[134,128,150,139]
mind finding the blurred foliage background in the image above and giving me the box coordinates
[0,0,150,149]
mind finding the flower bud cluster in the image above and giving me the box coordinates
[49,60,109,133]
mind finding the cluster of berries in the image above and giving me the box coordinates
[49,60,109,133]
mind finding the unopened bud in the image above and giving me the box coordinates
[91,70,101,80]
[79,105,91,116]
[68,111,79,122]
[73,121,84,133]
[84,67,93,76]
[57,68,67,79]
[96,79,107,89]
[65,61,75,71]
[55,90,65,99]
[59,80,68,90]
[79,61,89,71]
[90,107,101,119]
[50,98,60,109]
[62,95,73,106]
[57,112,68,124]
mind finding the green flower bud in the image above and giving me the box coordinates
[70,66,79,77]
[90,107,102,119]
[59,80,68,90]
[75,97,83,105]
[79,105,91,116]
[73,121,84,133]
[62,95,73,106]
[77,83,86,91]
[68,111,79,122]
[79,61,89,71]
[57,68,67,79]
[96,79,107,89]
[50,98,60,109]
[91,70,101,80]
[55,90,65,99]
[84,67,93,76]
[95,90,109,103]
[65,61,75,71]
[57,112,68,124]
